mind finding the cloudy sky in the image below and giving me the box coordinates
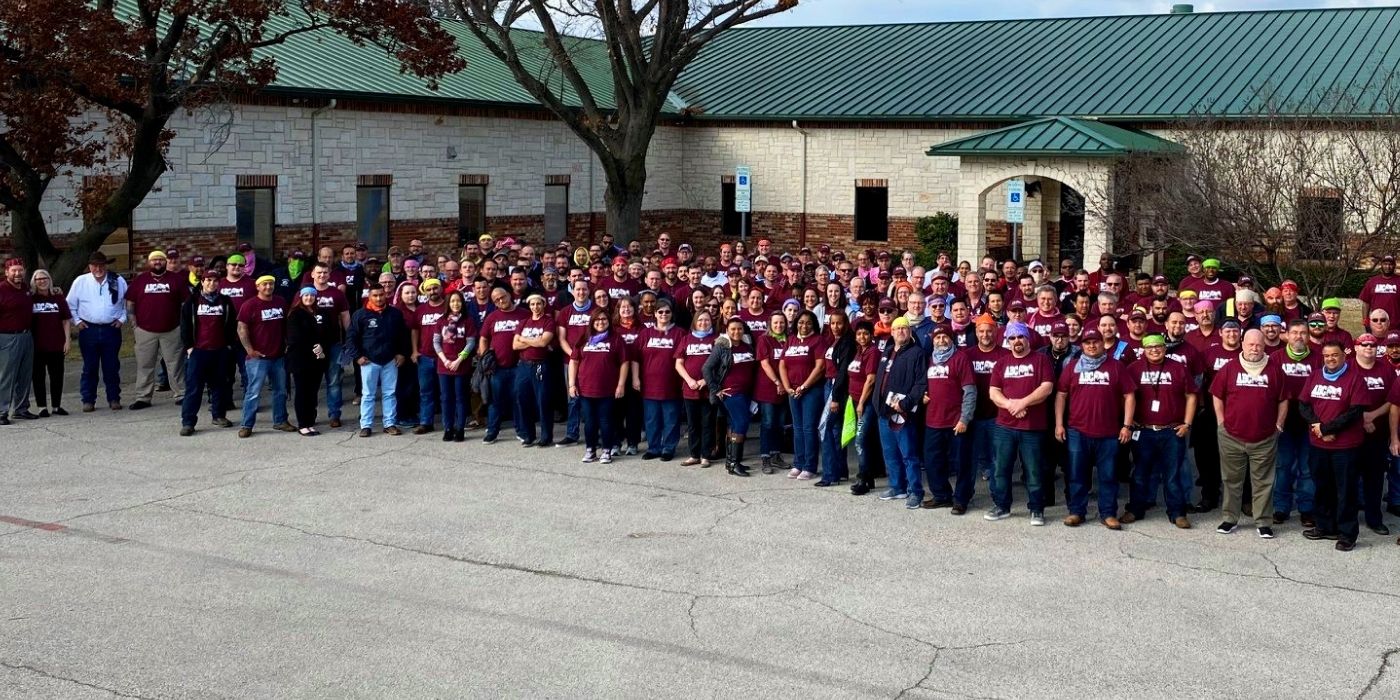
[747,0,1393,26]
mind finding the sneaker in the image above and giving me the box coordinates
[600,450,613,464]
[581,449,598,463]
[384,426,402,436]
[52,407,68,416]
[1368,523,1391,536]
[1302,528,1337,541]
[787,468,801,479]
[483,434,498,444]
[984,507,1011,521]
[521,439,536,447]
[179,426,194,437]
[905,495,923,510]
[1216,521,1237,534]
[1257,526,1275,539]
[557,437,578,447]
[625,445,638,456]
[878,489,906,501]
[1030,511,1046,526]
[796,471,816,481]
[211,417,233,428]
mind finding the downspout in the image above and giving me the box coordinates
[791,120,808,247]
[309,99,337,251]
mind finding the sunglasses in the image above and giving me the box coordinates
[1372,317,1386,322]
[1360,342,1377,348]
[879,309,894,315]
[1308,322,1326,327]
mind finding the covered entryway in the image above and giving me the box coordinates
[927,116,1182,268]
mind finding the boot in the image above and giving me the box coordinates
[725,440,737,475]
[761,454,774,475]
[732,437,751,477]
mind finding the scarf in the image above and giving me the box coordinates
[366,295,386,312]
[1322,361,1347,382]
[242,254,256,277]
[1239,352,1268,376]
[691,328,713,339]
[1286,344,1310,362]
[288,258,305,282]
[769,331,787,343]
[931,344,955,365]
[201,291,221,304]
[572,300,593,312]
[588,330,611,345]
[1077,351,1107,373]
[618,317,636,330]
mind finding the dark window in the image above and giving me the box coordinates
[721,181,750,237]
[1297,193,1342,260]
[356,185,390,252]
[544,183,568,244]
[855,186,888,242]
[235,187,276,261]
[458,184,486,247]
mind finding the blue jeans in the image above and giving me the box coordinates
[991,425,1044,513]
[877,417,921,495]
[853,403,876,480]
[722,394,752,435]
[565,395,582,441]
[1067,430,1121,519]
[438,373,467,431]
[180,347,228,427]
[970,417,996,479]
[77,324,122,404]
[515,361,552,443]
[486,366,520,440]
[240,357,288,428]
[759,401,788,456]
[1130,429,1187,519]
[323,342,343,420]
[1274,429,1315,515]
[417,356,438,428]
[789,388,823,473]
[581,396,615,450]
[924,426,973,506]
[820,385,849,482]
[358,360,398,429]
[643,399,682,456]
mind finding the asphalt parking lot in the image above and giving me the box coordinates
[2,376,1399,699]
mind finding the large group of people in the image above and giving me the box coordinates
[4,234,1400,551]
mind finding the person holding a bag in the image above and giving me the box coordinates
[847,320,882,495]
[817,310,856,486]
[703,318,758,477]
[434,291,478,443]
[921,324,977,510]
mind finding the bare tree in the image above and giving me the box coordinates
[1092,80,1400,303]
[449,0,798,243]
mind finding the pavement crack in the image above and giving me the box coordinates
[1118,542,1400,602]
[702,501,752,536]
[1259,552,1400,601]
[893,648,940,700]
[0,660,157,699]
[1358,647,1400,698]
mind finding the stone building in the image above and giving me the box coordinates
[4,4,1396,268]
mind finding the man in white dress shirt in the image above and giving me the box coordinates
[66,252,128,411]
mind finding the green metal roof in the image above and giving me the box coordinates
[926,117,1185,157]
[673,7,1400,120]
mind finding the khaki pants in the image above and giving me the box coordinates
[133,327,186,402]
[1219,428,1277,527]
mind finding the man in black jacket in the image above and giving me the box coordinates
[873,317,929,502]
[178,269,236,435]
[349,287,410,437]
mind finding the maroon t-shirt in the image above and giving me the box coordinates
[30,295,71,353]
[723,341,758,395]
[310,286,348,342]
[637,326,684,400]
[413,302,450,358]
[126,271,189,333]
[216,277,257,311]
[480,306,529,368]
[1301,367,1369,450]
[967,345,1007,420]
[737,309,768,337]
[192,297,230,351]
[515,314,555,363]
[1028,310,1063,339]
[0,282,32,334]
[1057,356,1129,438]
[755,334,787,404]
[236,295,287,359]
[435,315,477,376]
[1185,328,1220,356]
[598,276,641,301]
[781,334,827,388]
[1360,273,1400,323]
[990,351,1054,431]
[674,334,715,400]
[1165,341,1207,380]
[615,322,643,360]
[925,351,975,429]
[1271,347,1320,399]
[1357,361,1392,431]
[846,345,880,406]
[1210,358,1286,443]
[555,303,596,351]
[1124,359,1193,426]
[573,331,627,398]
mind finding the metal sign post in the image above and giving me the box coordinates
[736,165,751,241]
[1006,179,1025,260]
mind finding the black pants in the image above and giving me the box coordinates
[685,398,716,459]
[1312,445,1359,543]
[396,359,420,426]
[613,386,643,448]
[1192,406,1222,504]
[1360,431,1388,529]
[31,350,64,409]
[292,362,326,428]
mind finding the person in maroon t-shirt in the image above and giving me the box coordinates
[479,287,530,443]
[847,321,882,495]
[755,311,789,473]
[27,269,70,417]
[1027,286,1063,339]
[126,250,190,409]
[1272,318,1321,525]
[987,322,1055,523]
[178,269,236,433]
[432,291,478,443]
[780,310,827,481]
[704,318,759,477]
[1123,334,1198,528]
[613,297,646,455]
[235,275,292,436]
[737,288,769,337]
[675,310,718,467]
[512,294,556,447]
[569,309,629,464]
[1299,341,1369,550]
[967,316,1008,484]
[1360,255,1400,330]
[0,258,34,424]
[921,325,976,511]
[1349,334,1393,537]
[635,301,685,460]
[1055,329,1134,529]
[1211,329,1288,536]
[598,257,642,301]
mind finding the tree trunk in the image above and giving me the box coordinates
[10,195,55,273]
[603,154,647,243]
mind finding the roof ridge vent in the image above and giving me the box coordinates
[1171,4,1194,13]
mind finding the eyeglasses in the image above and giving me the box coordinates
[1360,342,1377,348]
[656,310,672,315]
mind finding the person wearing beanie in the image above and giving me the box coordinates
[409,277,448,434]
[234,275,294,437]
[216,253,257,409]
[1123,334,1199,529]
[985,322,1055,525]
[1211,329,1288,537]
[1318,298,1355,349]
[872,315,928,504]
[966,313,1008,485]
[177,269,236,435]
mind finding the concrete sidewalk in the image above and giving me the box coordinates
[1,370,1398,698]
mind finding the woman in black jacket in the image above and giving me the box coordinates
[817,310,856,486]
[286,287,337,435]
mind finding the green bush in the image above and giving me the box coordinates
[914,212,957,269]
